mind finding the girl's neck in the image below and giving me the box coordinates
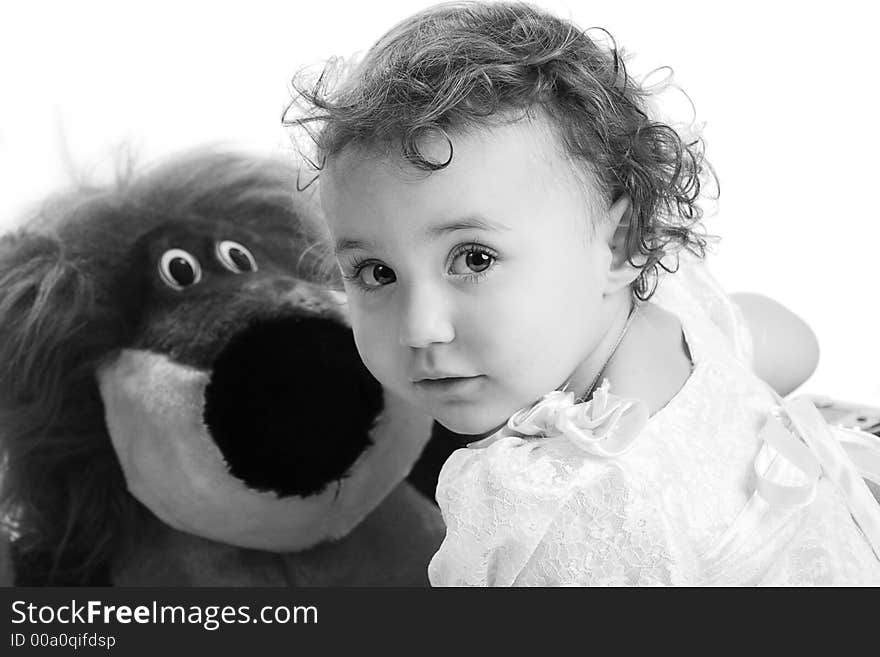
[601,301,694,417]
[562,293,635,400]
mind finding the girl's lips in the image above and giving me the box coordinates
[412,375,486,397]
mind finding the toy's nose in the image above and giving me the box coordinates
[241,277,346,321]
[203,314,383,498]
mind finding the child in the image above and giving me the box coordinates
[289,1,880,585]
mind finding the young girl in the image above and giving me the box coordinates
[289,1,880,585]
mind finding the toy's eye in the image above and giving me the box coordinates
[216,240,258,273]
[158,249,202,290]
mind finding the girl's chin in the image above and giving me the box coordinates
[434,413,508,440]
[428,393,534,438]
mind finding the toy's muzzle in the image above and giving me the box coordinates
[98,295,433,551]
[203,314,383,497]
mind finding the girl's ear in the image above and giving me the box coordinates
[601,196,643,295]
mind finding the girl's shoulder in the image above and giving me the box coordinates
[604,302,693,419]
[599,253,757,424]
[652,253,754,368]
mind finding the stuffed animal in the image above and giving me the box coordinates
[0,149,444,586]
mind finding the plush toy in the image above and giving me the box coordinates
[0,149,444,586]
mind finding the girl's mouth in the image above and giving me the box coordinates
[413,375,486,397]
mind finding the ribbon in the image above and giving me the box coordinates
[503,380,649,458]
[703,397,880,578]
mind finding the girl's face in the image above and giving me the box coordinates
[321,119,623,435]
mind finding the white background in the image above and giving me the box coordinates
[2,0,877,403]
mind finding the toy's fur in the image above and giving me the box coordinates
[0,150,441,586]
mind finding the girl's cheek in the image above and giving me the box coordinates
[351,316,392,365]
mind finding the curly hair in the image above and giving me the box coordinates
[285,0,716,299]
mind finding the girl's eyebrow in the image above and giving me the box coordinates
[335,216,509,255]
[334,237,377,255]
[425,216,510,239]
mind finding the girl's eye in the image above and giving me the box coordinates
[354,262,397,288]
[158,249,202,290]
[449,246,496,276]
[216,240,258,273]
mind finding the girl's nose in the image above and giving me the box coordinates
[397,284,455,348]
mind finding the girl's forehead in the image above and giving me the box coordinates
[320,118,605,243]
[416,118,549,168]
[324,118,591,196]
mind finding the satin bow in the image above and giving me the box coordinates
[753,398,880,558]
[703,397,880,573]
[504,380,649,458]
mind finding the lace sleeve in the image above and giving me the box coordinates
[428,436,679,586]
[512,466,680,586]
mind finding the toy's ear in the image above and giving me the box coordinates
[601,196,643,295]
[0,230,131,585]
[0,231,94,406]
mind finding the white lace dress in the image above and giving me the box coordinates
[428,258,880,586]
